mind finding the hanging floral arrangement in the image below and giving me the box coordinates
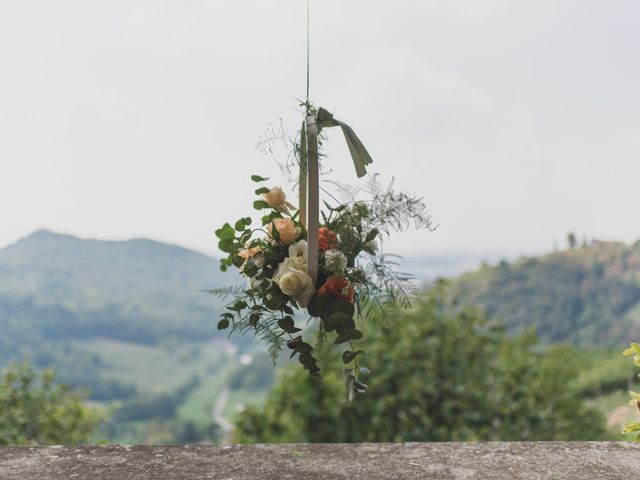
[212,104,433,400]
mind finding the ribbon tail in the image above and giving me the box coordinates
[316,107,372,178]
[338,123,373,178]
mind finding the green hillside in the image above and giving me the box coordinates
[0,229,232,347]
[2,231,638,442]
[0,230,271,443]
[453,240,640,345]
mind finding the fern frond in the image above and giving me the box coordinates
[206,285,246,300]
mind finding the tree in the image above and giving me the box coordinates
[235,282,606,442]
[0,362,107,445]
[568,232,577,250]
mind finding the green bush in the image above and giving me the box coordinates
[0,362,107,445]
[235,282,606,442]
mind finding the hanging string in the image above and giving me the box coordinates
[299,0,311,228]
[306,0,310,111]
[303,0,319,285]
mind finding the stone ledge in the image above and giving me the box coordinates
[1,443,639,480]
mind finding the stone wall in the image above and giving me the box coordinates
[1,442,640,480]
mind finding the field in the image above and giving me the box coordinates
[69,338,273,444]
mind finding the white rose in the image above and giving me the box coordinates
[296,279,316,308]
[288,240,308,261]
[253,254,266,269]
[248,276,264,290]
[324,249,348,274]
[278,270,306,296]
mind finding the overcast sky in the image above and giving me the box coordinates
[1,0,639,262]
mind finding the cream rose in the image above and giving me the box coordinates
[277,270,315,307]
[274,253,315,307]
[237,246,262,270]
[268,218,301,246]
[278,270,306,296]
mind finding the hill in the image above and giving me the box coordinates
[453,240,640,345]
[0,230,267,443]
[0,229,233,350]
[2,231,638,442]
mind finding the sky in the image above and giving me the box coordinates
[1,0,639,264]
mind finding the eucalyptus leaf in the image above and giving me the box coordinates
[326,299,355,319]
[365,228,379,242]
[278,317,301,334]
[326,312,351,333]
[343,351,356,364]
[316,294,339,321]
[218,239,235,253]
[215,227,235,241]
[354,380,368,391]
[345,329,363,340]
[345,374,356,390]
[253,200,270,210]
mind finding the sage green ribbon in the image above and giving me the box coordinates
[301,108,373,286]
[316,107,373,178]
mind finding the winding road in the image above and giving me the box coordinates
[212,387,234,442]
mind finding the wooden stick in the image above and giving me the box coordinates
[305,115,319,286]
[298,121,308,227]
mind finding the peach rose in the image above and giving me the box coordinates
[268,218,301,246]
[237,246,262,270]
[263,187,295,215]
[263,187,286,207]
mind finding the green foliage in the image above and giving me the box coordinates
[113,375,200,422]
[453,240,640,345]
[172,420,221,444]
[235,283,606,442]
[570,347,635,398]
[226,355,275,391]
[0,230,246,444]
[622,343,640,441]
[0,362,107,445]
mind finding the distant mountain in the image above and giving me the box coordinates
[0,231,266,443]
[452,240,640,345]
[0,230,234,359]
